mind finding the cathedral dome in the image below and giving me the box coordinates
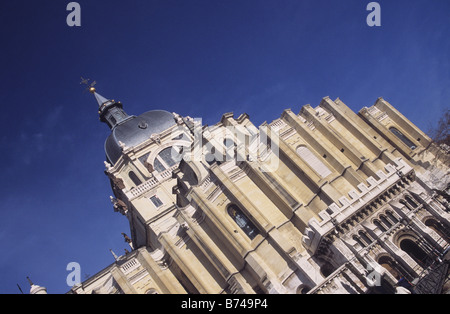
[105,110,176,164]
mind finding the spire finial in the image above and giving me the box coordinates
[80,76,97,93]
[80,77,109,107]
[26,276,33,286]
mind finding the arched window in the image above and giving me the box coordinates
[380,215,392,229]
[400,196,418,211]
[378,256,402,280]
[399,199,409,210]
[296,146,332,178]
[359,231,373,246]
[386,211,399,224]
[296,285,312,294]
[374,220,387,232]
[400,239,431,267]
[405,195,418,209]
[353,235,366,248]
[320,262,336,278]
[159,147,180,167]
[153,146,182,173]
[227,205,259,240]
[129,171,142,186]
[425,219,450,242]
[389,127,417,150]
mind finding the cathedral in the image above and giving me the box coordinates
[40,87,450,294]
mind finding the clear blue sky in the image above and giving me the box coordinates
[0,0,448,294]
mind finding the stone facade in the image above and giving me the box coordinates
[67,95,449,294]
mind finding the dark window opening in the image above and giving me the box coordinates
[129,171,142,186]
[150,195,163,208]
[389,127,417,150]
[227,205,260,240]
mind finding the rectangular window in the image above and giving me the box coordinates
[150,195,163,208]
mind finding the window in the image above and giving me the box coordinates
[380,215,392,229]
[400,195,418,211]
[386,211,399,224]
[227,205,259,240]
[296,146,332,178]
[405,195,418,209]
[129,171,142,186]
[353,235,366,248]
[150,195,163,208]
[159,147,178,167]
[152,146,182,173]
[153,158,166,172]
[359,231,373,246]
[389,127,417,150]
[138,152,151,167]
[374,220,387,232]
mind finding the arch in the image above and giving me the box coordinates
[150,144,185,173]
[129,171,142,186]
[374,219,387,232]
[389,127,417,150]
[227,204,260,240]
[405,195,418,209]
[424,218,450,242]
[320,261,336,278]
[353,235,366,248]
[399,239,430,267]
[296,145,332,178]
[178,160,200,186]
[359,231,373,246]
[296,284,311,294]
[377,255,401,280]
[158,146,181,168]
[386,210,399,224]
[380,215,392,229]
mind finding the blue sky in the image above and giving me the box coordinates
[0,0,449,294]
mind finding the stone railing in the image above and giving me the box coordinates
[126,165,178,199]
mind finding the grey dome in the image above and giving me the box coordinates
[105,110,176,164]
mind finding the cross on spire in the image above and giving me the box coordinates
[80,76,97,94]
